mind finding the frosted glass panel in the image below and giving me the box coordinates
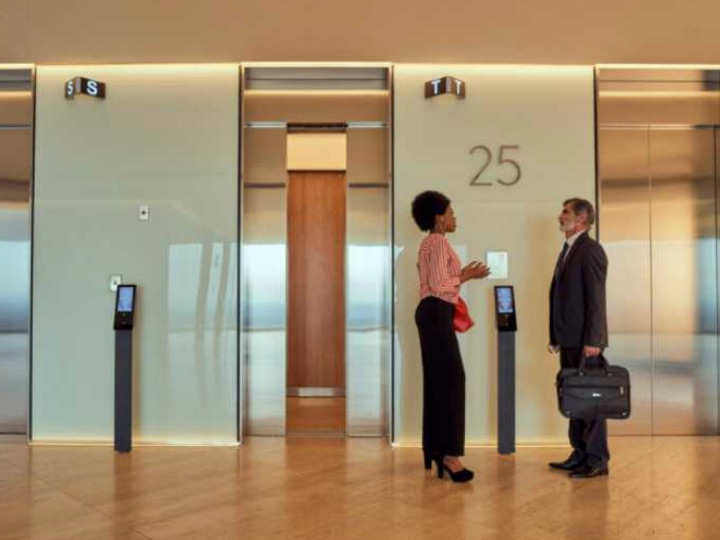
[33,65,239,444]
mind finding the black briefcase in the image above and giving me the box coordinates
[556,354,631,420]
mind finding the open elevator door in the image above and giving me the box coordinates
[286,127,347,434]
[240,65,392,438]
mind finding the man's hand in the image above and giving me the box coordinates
[548,344,560,354]
[583,345,601,357]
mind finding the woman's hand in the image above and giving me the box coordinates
[460,261,491,283]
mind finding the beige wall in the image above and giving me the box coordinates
[1,0,720,64]
[393,65,595,445]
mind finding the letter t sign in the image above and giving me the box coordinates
[424,76,466,99]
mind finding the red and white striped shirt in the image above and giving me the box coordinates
[417,233,461,304]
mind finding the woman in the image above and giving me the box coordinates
[412,191,490,483]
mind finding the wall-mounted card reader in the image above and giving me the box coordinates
[494,285,517,332]
[113,285,136,330]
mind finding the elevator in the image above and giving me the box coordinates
[0,67,33,434]
[597,66,720,435]
[286,130,348,433]
[240,66,392,437]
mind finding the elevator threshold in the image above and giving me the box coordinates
[287,387,345,397]
[287,396,345,435]
[286,431,345,438]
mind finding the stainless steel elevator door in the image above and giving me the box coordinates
[599,127,653,435]
[651,128,718,434]
[0,68,33,434]
[600,126,720,435]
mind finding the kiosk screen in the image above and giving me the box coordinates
[114,285,137,330]
[494,285,517,332]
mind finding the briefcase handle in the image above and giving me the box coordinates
[578,353,609,375]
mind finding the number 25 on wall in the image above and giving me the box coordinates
[469,145,522,186]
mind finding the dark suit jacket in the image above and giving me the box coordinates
[549,231,608,349]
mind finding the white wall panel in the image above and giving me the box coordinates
[33,65,239,444]
[393,65,595,445]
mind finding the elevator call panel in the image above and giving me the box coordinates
[113,285,137,330]
[494,285,517,332]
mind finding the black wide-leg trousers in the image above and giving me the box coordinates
[415,297,466,457]
[560,347,610,467]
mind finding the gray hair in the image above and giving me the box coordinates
[563,197,595,228]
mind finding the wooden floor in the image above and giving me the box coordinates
[2,435,720,540]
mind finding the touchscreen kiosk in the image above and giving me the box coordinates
[113,285,136,330]
[494,284,517,454]
[494,286,517,332]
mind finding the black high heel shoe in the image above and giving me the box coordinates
[423,451,434,470]
[434,457,474,483]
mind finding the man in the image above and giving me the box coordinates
[548,198,609,479]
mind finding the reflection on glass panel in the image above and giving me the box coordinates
[346,187,390,436]
[162,241,238,443]
[242,188,287,436]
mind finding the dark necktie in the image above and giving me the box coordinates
[554,242,569,279]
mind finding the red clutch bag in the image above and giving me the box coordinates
[453,297,474,333]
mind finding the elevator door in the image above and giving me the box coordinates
[0,68,32,434]
[287,171,346,433]
[600,126,719,435]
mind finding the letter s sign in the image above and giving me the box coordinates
[86,80,98,96]
[64,77,106,100]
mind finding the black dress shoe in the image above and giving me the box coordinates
[568,465,609,479]
[548,457,585,471]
